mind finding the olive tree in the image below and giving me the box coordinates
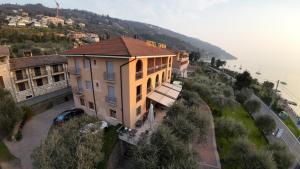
[268,143,295,169]
[215,117,247,140]
[235,88,253,104]
[0,88,22,137]
[32,115,104,169]
[244,99,261,114]
[255,115,276,135]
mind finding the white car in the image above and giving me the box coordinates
[274,128,284,138]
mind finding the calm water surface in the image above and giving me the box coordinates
[225,58,300,115]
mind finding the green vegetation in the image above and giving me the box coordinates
[255,115,276,135]
[282,116,300,137]
[32,115,104,169]
[98,125,119,169]
[0,140,15,162]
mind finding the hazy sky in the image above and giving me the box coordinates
[2,0,300,61]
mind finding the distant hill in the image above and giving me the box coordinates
[0,3,236,60]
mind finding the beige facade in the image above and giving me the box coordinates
[0,46,69,103]
[172,51,189,78]
[68,55,174,128]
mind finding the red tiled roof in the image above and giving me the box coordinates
[9,55,67,70]
[0,46,10,57]
[62,37,175,57]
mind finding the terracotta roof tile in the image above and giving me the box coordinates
[62,37,175,57]
[9,55,67,70]
[0,46,10,57]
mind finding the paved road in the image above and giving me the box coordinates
[4,101,74,169]
[252,95,300,162]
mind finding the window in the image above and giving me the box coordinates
[162,72,165,83]
[136,106,141,116]
[84,59,90,69]
[136,85,142,102]
[36,78,43,86]
[18,82,26,91]
[53,75,60,82]
[136,60,143,80]
[110,109,116,118]
[86,81,92,90]
[80,98,85,106]
[15,70,23,80]
[147,78,152,93]
[75,59,80,73]
[34,67,41,76]
[88,101,95,110]
[169,57,172,67]
[106,61,113,73]
[53,65,59,73]
[108,85,115,98]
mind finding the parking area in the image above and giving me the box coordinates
[4,101,74,169]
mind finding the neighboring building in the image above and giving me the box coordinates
[83,33,100,43]
[42,16,65,26]
[78,22,85,28]
[67,31,87,40]
[63,37,181,129]
[0,46,69,102]
[172,50,189,78]
[65,18,74,25]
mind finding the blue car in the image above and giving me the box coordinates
[53,108,84,125]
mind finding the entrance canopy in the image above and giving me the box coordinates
[147,83,182,107]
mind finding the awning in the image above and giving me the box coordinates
[147,83,182,108]
[147,92,176,107]
[156,85,180,99]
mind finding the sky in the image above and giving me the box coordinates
[2,0,300,60]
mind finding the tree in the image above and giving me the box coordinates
[216,59,226,68]
[255,115,276,135]
[235,71,253,90]
[0,88,22,137]
[32,116,104,169]
[244,99,261,114]
[226,139,276,169]
[210,57,215,66]
[181,90,202,107]
[267,143,295,169]
[235,88,253,104]
[215,117,247,140]
[189,51,201,62]
[134,125,198,169]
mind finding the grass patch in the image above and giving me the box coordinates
[98,125,120,169]
[0,140,15,162]
[283,117,300,138]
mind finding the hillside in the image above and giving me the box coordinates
[0,3,236,60]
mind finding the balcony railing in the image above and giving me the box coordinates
[161,64,167,69]
[136,94,142,102]
[104,72,115,81]
[147,87,152,94]
[147,67,155,75]
[69,67,81,75]
[136,71,143,80]
[106,96,117,106]
[155,82,160,88]
[14,73,28,81]
[73,87,83,96]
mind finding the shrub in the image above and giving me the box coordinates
[235,88,253,104]
[215,117,247,139]
[244,99,261,114]
[181,90,202,107]
[267,143,295,169]
[255,115,276,135]
[0,88,22,137]
[21,106,34,122]
[15,130,22,141]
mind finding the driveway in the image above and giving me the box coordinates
[4,101,74,169]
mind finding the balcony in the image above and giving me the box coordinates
[73,87,83,96]
[161,64,167,69]
[136,94,142,102]
[106,96,117,106]
[155,82,160,88]
[147,67,155,75]
[69,67,81,76]
[135,71,143,80]
[104,72,115,81]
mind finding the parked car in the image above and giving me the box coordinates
[274,128,284,138]
[53,108,84,125]
[279,111,289,120]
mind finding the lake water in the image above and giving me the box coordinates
[224,58,300,116]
